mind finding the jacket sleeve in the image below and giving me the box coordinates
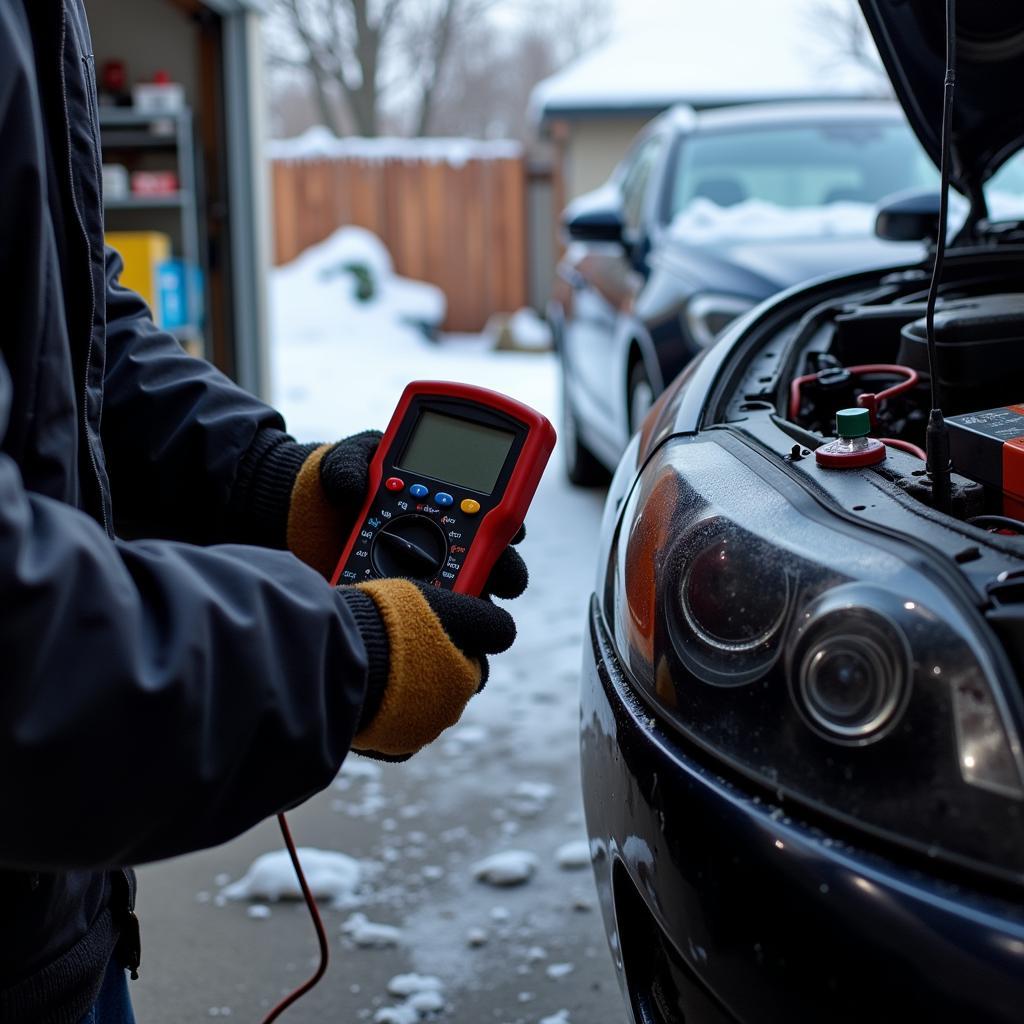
[0,353,377,870]
[100,246,298,546]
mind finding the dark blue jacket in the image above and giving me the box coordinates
[0,2,373,1020]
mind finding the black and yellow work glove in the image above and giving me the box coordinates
[285,431,382,577]
[232,428,381,577]
[338,529,528,759]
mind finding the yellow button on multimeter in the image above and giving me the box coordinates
[460,498,481,515]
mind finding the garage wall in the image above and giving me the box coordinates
[565,116,652,199]
[85,0,200,104]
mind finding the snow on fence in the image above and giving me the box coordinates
[270,131,530,333]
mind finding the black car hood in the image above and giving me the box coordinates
[859,1,1024,202]
[661,233,922,297]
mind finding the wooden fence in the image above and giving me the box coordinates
[271,153,528,333]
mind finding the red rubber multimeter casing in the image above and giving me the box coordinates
[330,381,556,596]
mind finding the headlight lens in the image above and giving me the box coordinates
[685,293,757,348]
[605,436,1024,883]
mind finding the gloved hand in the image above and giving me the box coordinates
[338,529,528,759]
[233,428,382,577]
[285,430,382,578]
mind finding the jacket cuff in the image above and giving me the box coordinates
[233,428,320,548]
[337,588,389,731]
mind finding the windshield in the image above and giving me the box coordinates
[669,121,939,241]
[984,152,1024,222]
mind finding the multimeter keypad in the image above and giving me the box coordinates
[338,473,494,588]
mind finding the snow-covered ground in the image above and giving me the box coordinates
[129,231,615,1023]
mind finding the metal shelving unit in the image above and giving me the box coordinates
[99,108,205,353]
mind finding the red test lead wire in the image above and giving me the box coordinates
[259,814,330,1024]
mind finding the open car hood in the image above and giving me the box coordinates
[859,1,1024,206]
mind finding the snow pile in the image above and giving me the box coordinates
[491,308,553,353]
[671,198,877,245]
[342,912,403,948]
[374,974,446,1023]
[245,904,271,920]
[220,848,374,908]
[270,227,445,350]
[546,962,575,979]
[472,850,539,887]
[555,840,591,871]
[269,125,521,168]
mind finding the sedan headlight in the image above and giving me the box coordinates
[604,434,1024,884]
[684,293,758,348]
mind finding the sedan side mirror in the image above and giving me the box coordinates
[563,186,626,245]
[874,190,941,242]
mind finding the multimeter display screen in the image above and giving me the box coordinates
[398,410,515,493]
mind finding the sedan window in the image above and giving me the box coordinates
[620,136,666,237]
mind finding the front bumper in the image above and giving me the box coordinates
[582,599,1024,1024]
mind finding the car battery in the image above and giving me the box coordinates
[948,405,1024,518]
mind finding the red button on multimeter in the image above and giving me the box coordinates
[331,381,556,596]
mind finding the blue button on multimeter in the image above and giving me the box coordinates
[409,483,429,498]
[435,492,454,506]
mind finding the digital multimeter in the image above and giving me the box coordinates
[331,381,556,595]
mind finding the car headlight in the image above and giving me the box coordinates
[684,293,758,349]
[604,434,1024,884]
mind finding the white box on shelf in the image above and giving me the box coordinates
[132,82,185,114]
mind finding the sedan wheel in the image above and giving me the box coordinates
[561,375,611,487]
[629,360,656,435]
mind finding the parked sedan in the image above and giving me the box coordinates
[553,100,938,484]
[582,4,1024,1021]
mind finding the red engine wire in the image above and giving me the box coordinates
[788,364,920,423]
[259,814,330,1024]
[880,437,927,460]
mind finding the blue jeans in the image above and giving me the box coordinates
[77,958,136,1024]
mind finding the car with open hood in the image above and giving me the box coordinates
[582,3,1024,1021]
[551,99,940,486]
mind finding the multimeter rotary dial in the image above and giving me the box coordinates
[370,514,448,580]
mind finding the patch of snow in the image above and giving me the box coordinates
[377,974,446,1019]
[373,1007,418,1024]
[510,781,555,818]
[466,927,488,947]
[221,848,374,908]
[671,197,877,245]
[342,912,403,949]
[507,308,553,351]
[472,850,539,887]
[246,904,271,920]
[539,1011,571,1024]
[268,126,522,168]
[387,974,444,998]
[546,962,575,980]
[526,946,547,963]
[490,906,511,923]
[555,840,591,871]
[339,759,383,782]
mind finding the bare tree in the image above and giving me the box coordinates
[267,0,410,137]
[265,0,611,140]
[803,0,892,95]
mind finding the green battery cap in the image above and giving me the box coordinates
[836,407,871,438]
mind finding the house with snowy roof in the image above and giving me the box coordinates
[530,18,886,204]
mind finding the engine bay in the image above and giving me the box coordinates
[783,269,1024,534]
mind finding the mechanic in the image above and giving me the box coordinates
[0,2,528,1022]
